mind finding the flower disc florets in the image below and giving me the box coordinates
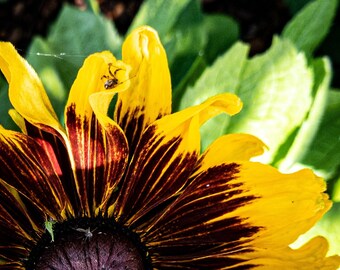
[26,217,151,270]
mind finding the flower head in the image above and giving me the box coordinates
[0,26,339,269]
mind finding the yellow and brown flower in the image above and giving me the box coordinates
[0,26,339,269]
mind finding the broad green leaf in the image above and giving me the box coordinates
[164,0,206,88]
[47,3,122,91]
[172,54,207,110]
[26,4,122,120]
[0,76,18,130]
[284,0,314,14]
[180,42,249,108]
[48,4,122,57]
[299,90,340,178]
[277,57,332,170]
[27,38,68,121]
[203,14,239,64]
[291,202,340,255]
[282,0,338,54]
[84,0,100,14]
[179,42,249,149]
[128,0,192,38]
[227,38,313,163]
[332,174,340,201]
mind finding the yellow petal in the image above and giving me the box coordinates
[0,42,62,133]
[115,26,172,149]
[8,109,26,133]
[242,237,340,269]
[155,93,242,137]
[223,162,331,247]
[192,139,330,248]
[197,133,267,173]
[144,157,335,269]
[66,50,130,123]
[114,93,242,225]
[151,93,242,159]
[65,51,130,216]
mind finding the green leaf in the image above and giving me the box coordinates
[172,54,207,110]
[0,76,17,131]
[48,4,122,57]
[180,42,249,108]
[299,90,340,178]
[332,173,340,201]
[128,0,192,38]
[283,0,314,14]
[276,57,332,170]
[179,42,249,150]
[282,0,338,54]
[203,14,239,64]
[26,38,68,121]
[84,0,100,14]
[164,0,206,88]
[26,4,122,121]
[227,37,313,163]
[130,0,207,92]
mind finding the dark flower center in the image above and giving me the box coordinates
[26,217,151,270]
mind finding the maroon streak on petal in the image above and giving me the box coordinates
[114,125,198,227]
[66,104,128,217]
[0,130,68,219]
[143,163,261,268]
[24,121,79,215]
[0,182,44,262]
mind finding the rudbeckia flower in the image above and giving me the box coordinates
[0,26,339,270]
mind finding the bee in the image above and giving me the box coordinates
[101,63,123,89]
